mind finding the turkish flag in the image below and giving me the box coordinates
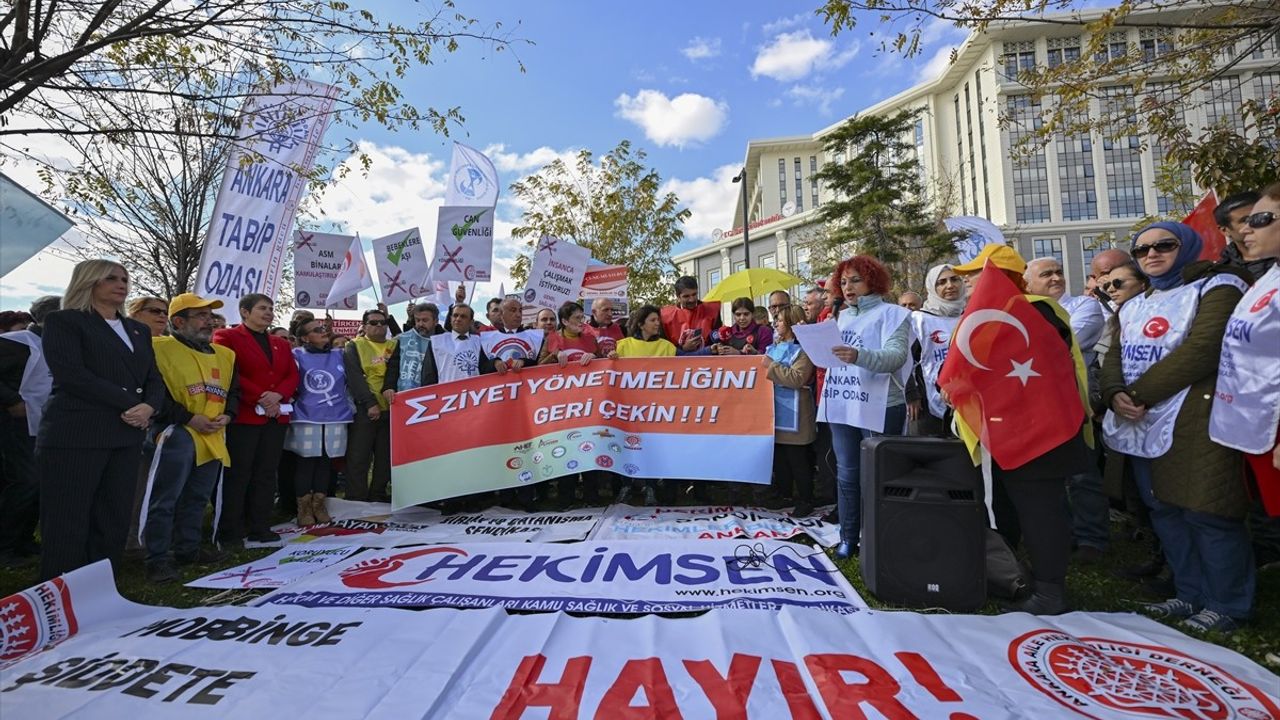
[938,264,1085,469]
[1183,190,1226,261]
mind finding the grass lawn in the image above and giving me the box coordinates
[2,497,1277,671]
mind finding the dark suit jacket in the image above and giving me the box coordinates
[37,309,165,449]
[213,324,299,425]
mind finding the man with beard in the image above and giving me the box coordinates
[661,276,721,355]
[144,294,238,582]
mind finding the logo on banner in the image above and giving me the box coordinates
[1143,316,1171,338]
[1252,289,1277,313]
[929,329,950,345]
[506,457,522,470]
[339,546,466,590]
[625,435,642,448]
[454,164,490,201]
[297,291,312,305]
[0,577,79,666]
[596,455,613,468]
[551,446,566,458]
[1010,630,1280,719]
[251,109,310,154]
[624,463,640,475]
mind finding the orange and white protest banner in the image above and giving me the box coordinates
[389,357,773,506]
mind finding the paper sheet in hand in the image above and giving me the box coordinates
[791,321,848,368]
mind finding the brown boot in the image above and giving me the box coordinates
[296,495,315,527]
[310,493,332,524]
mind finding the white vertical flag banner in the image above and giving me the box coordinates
[431,206,494,282]
[0,171,73,277]
[325,235,373,307]
[292,230,357,309]
[524,235,590,311]
[371,227,429,305]
[196,80,340,321]
[944,215,1005,264]
[444,142,500,207]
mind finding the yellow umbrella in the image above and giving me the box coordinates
[702,267,806,302]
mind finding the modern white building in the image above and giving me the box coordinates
[674,6,1279,296]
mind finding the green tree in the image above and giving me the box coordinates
[814,1,1279,199]
[508,140,691,307]
[813,108,952,286]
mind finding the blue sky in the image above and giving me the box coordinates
[1,1,966,311]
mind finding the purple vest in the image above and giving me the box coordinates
[292,348,355,424]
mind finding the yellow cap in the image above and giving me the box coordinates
[168,293,224,317]
[951,243,1027,275]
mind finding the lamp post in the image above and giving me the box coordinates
[732,168,750,269]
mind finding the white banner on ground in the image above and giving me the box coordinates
[430,206,493,282]
[371,227,429,305]
[523,235,590,311]
[248,518,438,549]
[589,504,842,547]
[255,539,862,614]
[185,545,363,590]
[324,234,374,307]
[0,561,150,668]
[195,80,339,321]
[321,498,441,524]
[444,142,499,207]
[291,230,357,309]
[435,607,1280,720]
[401,507,603,543]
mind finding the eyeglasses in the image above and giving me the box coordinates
[1101,278,1128,291]
[1131,239,1180,259]
[308,325,328,334]
[1246,211,1276,229]
[365,319,386,326]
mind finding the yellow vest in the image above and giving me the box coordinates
[353,337,396,410]
[152,336,235,467]
[954,295,1095,465]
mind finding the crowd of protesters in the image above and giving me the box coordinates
[1,186,1276,636]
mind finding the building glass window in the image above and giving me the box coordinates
[778,158,787,207]
[1108,32,1128,63]
[1047,37,1081,68]
[1102,87,1146,218]
[794,157,804,211]
[1147,82,1193,214]
[964,84,979,218]
[1055,98,1097,221]
[733,261,746,273]
[1255,74,1280,152]
[1007,96,1051,223]
[974,75,992,218]
[1033,237,1064,266]
[954,94,968,213]
[1001,41,1035,80]
[794,246,812,281]
[1080,234,1114,270]
[1205,76,1247,133]
[708,268,721,289]
[760,253,777,269]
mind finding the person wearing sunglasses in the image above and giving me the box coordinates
[127,296,170,337]
[1211,182,1280,564]
[284,315,352,526]
[1100,221,1253,634]
[1099,263,1150,309]
[1214,190,1275,281]
[341,308,397,503]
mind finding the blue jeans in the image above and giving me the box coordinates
[1132,457,1255,618]
[1068,439,1110,550]
[831,404,907,546]
[144,427,222,563]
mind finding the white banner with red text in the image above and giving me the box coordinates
[185,545,363,590]
[589,503,841,547]
[254,539,862,614]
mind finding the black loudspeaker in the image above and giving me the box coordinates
[860,436,987,612]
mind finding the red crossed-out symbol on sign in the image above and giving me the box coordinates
[384,270,407,296]
[207,565,273,585]
[537,236,557,255]
[439,245,464,273]
[295,232,316,252]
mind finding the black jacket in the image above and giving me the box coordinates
[1218,241,1271,283]
[0,326,36,410]
[37,309,166,449]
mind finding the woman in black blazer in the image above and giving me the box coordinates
[37,259,166,580]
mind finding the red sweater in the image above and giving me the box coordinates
[213,325,300,425]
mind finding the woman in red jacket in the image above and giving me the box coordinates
[212,293,300,546]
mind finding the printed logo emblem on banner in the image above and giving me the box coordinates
[0,577,78,666]
[340,546,465,590]
[1010,629,1280,718]
[1143,316,1171,338]
[1252,289,1277,313]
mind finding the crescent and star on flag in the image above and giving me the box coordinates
[953,308,1042,386]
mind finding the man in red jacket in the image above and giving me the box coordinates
[213,293,300,546]
[660,276,721,356]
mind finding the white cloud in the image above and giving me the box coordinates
[751,30,859,82]
[915,44,959,83]
[614,90,729,149]
[762,13,809,35]
[661,164,742,243]
[682,36,721,61]
[484,143,580,175]
[786,84,846,115]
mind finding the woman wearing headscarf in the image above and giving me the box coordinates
[1101,221,1252,634]
[906,264,967,436]
[818,255,912,559]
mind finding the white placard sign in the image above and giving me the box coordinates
[371,227,430,305]
[431,205,493,282]
[185,545,364,589]
[589,504,841,547]
[255,539,862,614]
[291,230,357,309]
[524,235,590,310]
[195,80,339,322]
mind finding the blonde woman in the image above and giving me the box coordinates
[127,296,169,337]
[38,259,165,580]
